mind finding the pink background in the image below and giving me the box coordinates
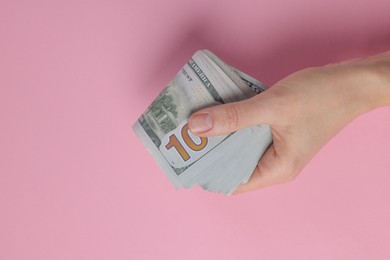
[1,0,390,259]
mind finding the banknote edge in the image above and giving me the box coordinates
[132,121,182,188]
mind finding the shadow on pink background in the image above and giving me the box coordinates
[1,0,389,259]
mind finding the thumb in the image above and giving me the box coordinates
[188,95,272,136]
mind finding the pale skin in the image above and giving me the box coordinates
[188,51,390,194]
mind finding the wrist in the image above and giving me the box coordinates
[347,52,390,110]
[335,54,390,117]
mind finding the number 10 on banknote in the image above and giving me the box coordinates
[160,120,229,168]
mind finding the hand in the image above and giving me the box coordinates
[188,51,390,194]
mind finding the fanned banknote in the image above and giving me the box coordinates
[133,50,272,195]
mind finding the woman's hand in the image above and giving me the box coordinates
[188,51,390,194]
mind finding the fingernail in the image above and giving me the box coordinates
[189,113,213,133]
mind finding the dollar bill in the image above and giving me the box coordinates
[133,50,272,195]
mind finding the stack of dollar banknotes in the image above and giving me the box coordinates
[133,50,272,195]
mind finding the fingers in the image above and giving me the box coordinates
[189,95,272,136]
[233,145,297,194]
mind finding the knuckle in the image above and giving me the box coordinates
[284,163,301,183]
[276,158,299,184]
[224,103,240,130]
[284,172,297,183]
